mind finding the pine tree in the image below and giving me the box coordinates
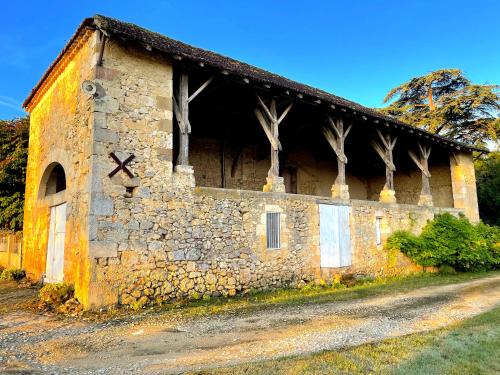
[382,69,499,147]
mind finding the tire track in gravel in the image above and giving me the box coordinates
[1,274,499,374]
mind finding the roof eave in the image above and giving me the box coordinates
[23,15,485,154]
[22,17,97,110]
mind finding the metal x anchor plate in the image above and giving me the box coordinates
[108,152,135,178]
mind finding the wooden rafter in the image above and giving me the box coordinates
[254,94,293,178]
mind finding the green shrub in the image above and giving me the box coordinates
[386,213,500,272]
[0,268,25,281]
[439,264,457,275]
[39,282,74,305]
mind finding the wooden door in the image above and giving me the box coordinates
[45,203,66,282]
[319,204,351,268]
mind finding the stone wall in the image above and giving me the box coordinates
[450,152,480,222]
[93,183,461,308]
[86,38,174,306]
[22,29,98,304]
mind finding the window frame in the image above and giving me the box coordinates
[266,211,281,250]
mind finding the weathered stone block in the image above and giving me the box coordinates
[91,195,114,216]
[96,66,120,81]
[89,240,118,258]
[156,95,172,111]
[94,128,119,144]
[94,97,119,113]
[157,119,172,133]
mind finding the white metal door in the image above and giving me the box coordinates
[45,203,66,282]
[319,204,351,268]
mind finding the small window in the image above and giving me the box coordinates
[375,216,382,246]
[266,212,281,249]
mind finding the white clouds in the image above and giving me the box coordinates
[0,95,26,114]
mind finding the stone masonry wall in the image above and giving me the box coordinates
[86,39,174,307]
[94,184,461,309]
[83,37,467,308]
[22,30,98,305]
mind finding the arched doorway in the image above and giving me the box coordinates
[39,163,67,282]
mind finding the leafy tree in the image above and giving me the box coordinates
[0,118,29,231]
[475,151,500,226]
[382,69,499,146]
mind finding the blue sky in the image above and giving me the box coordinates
[1,0,499,119]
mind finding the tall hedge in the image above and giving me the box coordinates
[387,213,500,272]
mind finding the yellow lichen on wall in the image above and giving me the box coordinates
[22,30,97,305]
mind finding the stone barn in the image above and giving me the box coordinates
[21,15,481,308]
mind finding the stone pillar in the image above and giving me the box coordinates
[379,187,397,204]
[174,164,195,188]
[418,194,433,207]
[450,152,479,222]
[263,176,285,193]
[331,184,349,200]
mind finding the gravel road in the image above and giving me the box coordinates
[1,274,499,374]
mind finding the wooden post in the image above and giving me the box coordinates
[178,71,189,165]
[323,115,352,199]
[371,129,398,203]
[254,94,293,192]
[409,143,432,206]
[172,69,215,166]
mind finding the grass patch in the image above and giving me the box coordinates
[109,271,499,322]
[194,305,500,375]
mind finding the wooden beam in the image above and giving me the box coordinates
[371,130,397,190]
[277,102,293,126]
[188,75,214,103]
[323,115,351,185]
[254,107,279,151]
[97,32,107,67]
[408,143,432,195]
[256,94,275,122]
[178,71,190,165]
[254,94,293,179]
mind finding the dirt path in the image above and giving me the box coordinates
[1,275,500,374]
